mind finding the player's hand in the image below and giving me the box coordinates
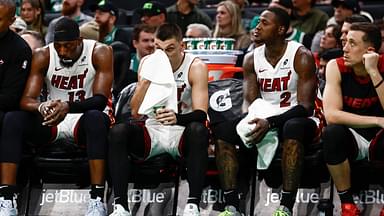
[155,108,177,125]
[42,100,69,126]
[245,117,270,144]
[38,101,55,118]
[363,51,380,74]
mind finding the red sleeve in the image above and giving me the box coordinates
[335,57,348,74]
[313,52,320,67]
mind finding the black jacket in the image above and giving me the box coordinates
[0,29,32,112]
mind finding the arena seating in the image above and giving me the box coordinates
[351,160,384,192]
[17,111,182,216]
[14,139,90,215]
[43,3,384,28]
[201,4,383,23]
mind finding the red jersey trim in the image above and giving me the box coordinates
[336,57,352,74]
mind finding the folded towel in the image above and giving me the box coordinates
[145,118,185,160]
[236,98,280,170]
[138,49,178,117]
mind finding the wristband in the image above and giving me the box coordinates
[374,79,384,89]
[266,104,308,129]
[67,94,107,113]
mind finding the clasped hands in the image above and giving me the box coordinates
[38,100,69,126]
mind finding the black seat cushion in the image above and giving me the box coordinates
[36,139,87,159]
[351,160,384,191]
[33,139,89,185]
[130,153,180,189]
[114,82,137,123]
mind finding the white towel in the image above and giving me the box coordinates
[138,49,178,117]
[144,118,185,160]
[236,99,280,170]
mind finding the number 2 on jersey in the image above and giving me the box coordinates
[280,92,291,107]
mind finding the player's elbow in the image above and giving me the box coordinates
[19,96,31,111]
[324,111,338,125]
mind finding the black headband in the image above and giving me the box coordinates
[54,17,80,42]
[54,30,79,41]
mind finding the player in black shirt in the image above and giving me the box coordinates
[0,1,32,113]
[323,22,384,216]
[0,0,32,215]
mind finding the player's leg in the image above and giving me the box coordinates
[323,124,360,216]
[212,118,245,215]
[0,111,51,215]
[108,121,145,216]
[181,122,209,215]
[77,110,110,216]
[274,117,317,215]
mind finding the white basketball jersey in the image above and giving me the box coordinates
[173,53,196,114]
[253,40,302,114]
[46,39,96,102]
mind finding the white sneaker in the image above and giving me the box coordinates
[109,204,131,216]
[85,197,106,216]
[0,196,17,216]
[183,203,200,216]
